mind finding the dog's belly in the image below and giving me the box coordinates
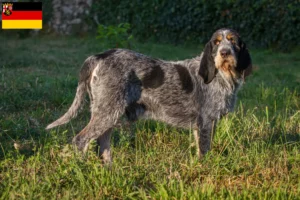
[138,95,199,129]
[155,111,198,129]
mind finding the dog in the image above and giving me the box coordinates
[46,28,252,164]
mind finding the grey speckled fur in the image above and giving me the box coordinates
[46,28,252,164]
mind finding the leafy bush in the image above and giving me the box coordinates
[91,0,299,51]
[96,23,134,48]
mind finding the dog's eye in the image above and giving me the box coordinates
[229,38,235,44]
[214,40,220,45]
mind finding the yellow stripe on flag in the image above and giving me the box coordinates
[2,20,42,29]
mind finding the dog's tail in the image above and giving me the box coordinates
[45,82,86,130]
[46,56,97,130]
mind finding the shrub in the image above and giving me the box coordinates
[91,0,299,51]
[96,23,134,48]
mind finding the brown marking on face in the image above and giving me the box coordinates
[226,33,237,45]
[226,33,234,40]
[214,34,223,45]
[217,34,223,41]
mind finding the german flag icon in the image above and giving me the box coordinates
[2,2,42,29]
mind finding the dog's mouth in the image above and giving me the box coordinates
[220,60,233,71]
[215,54,241,80]
[216,56,237,72]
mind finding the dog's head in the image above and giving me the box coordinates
[199,28,252,84]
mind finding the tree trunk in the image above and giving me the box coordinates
[50,0,93,35]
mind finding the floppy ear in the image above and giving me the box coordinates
[199,42,217,84]
[236,41,252,78]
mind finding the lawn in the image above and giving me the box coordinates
[0,35,299,199]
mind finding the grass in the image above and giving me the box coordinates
[0,35,299,199]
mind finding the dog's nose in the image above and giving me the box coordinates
[220,49,231,58]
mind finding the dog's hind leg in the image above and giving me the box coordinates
[72,111,119,154]
[95,128,113,164]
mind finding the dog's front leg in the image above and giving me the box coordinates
[196,116,215,158]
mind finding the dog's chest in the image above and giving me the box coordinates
[202,81,238,119]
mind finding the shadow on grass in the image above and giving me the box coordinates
[266,131,300,145]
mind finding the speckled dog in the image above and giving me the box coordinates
[46,28,252,164]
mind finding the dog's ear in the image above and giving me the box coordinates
[199,41,217,84]
[236,41,252,78]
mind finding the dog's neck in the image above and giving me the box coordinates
[216,69,243,92]
[213,73,242,95]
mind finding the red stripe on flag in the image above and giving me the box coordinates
[2,11,42,20]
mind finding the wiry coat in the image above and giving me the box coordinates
[46,28,252,164]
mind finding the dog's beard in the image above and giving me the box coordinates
[221,61,232,71]
[215,55,237,71]
[215,54,240,80]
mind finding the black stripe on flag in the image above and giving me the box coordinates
[2,2,42,11]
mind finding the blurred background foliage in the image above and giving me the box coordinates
[96,23,134,48]
[91,0,299,51]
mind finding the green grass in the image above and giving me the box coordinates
[0,35,299,199]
